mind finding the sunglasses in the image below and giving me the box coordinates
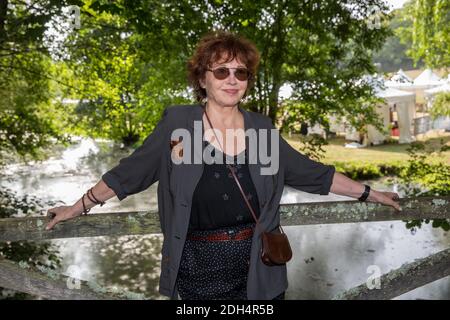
[207,67,252,81]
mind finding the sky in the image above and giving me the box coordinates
[387,0,410,10]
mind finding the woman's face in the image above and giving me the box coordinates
[200,57,248,108]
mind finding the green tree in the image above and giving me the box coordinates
[0,0,84,298]
[372,3,424,72]
[429,92,450,119]
[76,0,391,152]
[398,141,450,232]
[54,0,193,145]
[0,0,81,164]
[398,0,450,69]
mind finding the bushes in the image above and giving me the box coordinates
[332,161,405,180]
[395,141,450,232]
[332,154,449,232]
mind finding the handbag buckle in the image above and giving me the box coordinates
[227,229,237,240]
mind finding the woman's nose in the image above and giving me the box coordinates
[226,71,238,84]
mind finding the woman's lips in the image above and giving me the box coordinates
[223,89,239,95]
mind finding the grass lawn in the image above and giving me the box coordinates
[282,131,450,166]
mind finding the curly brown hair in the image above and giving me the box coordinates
[187,30,260,102]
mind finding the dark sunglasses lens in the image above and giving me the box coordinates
[213,68,230,80]
[235,68,250,81]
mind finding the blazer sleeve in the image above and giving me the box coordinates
[101,108,169,200]
[263,117,335,195]
[280,135,335,195]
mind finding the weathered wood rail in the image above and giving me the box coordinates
[0,196,448,242]
[0,195,449,300]
[0,258,150,300]
[0,259,117,300]
[333,248,450,300]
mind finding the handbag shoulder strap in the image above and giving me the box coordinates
[203,106,259,224]
[226,163,259,224]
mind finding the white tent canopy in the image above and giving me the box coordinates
[424,82,450,96]
[387,68,443,101]
[389,68,413,84]
[336,75,416,145]
[365,86,416,145]
[385,69,413,88]
[413,68,443,86]
[397,69,413,82]
[375,86,416,100]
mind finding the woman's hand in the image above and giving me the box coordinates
[46,205,80,231]
[368,190,402,212]
[329,173,402,211]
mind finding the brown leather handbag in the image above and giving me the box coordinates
[203,106,292,266]
[261,225,292,266]
[226,163,292,266]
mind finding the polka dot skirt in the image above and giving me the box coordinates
[176,223,285,300]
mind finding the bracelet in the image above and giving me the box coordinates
[86,188,106,207]
[85,189,96,204]
[81,194,91,215]
[358,184,371,202]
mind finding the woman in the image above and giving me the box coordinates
[46,31,401,300]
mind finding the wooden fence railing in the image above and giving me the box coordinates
[0,196,449,300]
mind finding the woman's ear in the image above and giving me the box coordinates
[199,73,207,89]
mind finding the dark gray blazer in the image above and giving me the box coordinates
[102,104,335,299]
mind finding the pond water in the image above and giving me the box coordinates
[1,137,449,299]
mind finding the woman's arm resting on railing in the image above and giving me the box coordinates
[330,171,402,212]
[45,179,116,230]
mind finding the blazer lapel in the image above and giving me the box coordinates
[239,105,267,214]
[177,105,204,206]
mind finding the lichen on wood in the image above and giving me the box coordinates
[0,258,149,300]
[0,196,448,242]
[333,248,450,300]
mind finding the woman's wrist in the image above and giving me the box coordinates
[71,198,91,217]
[70,186,109,217]
[366,188,379,202]
[357,184,371,202]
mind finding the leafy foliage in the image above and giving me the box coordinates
[372,3,424,72]
[0,0,80,165]
[429,92,450,120]
[333,161,405,180]
[396,0,450,68]
[56,0,392,149]
[396,140,450,232]
[411,0,450,68]
[51,0,194,145]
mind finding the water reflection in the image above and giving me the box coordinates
[1,137,448,299]
[284,221,449,299]
[55,234,164,299]
[0,137,157,213]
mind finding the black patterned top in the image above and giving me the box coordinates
[188,140,261,231]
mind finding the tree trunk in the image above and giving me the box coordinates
[266,3,285,123]
[0,0,8,44]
